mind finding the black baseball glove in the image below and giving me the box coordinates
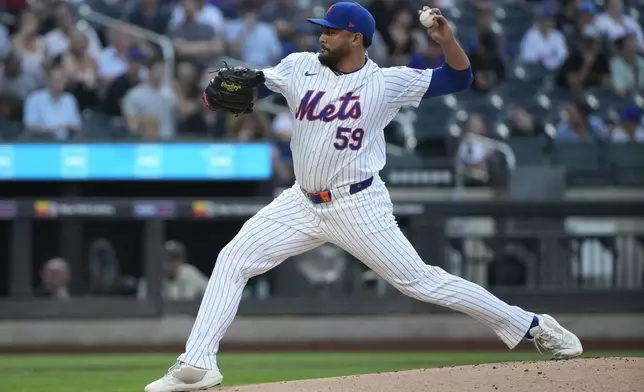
[202,63,266,116]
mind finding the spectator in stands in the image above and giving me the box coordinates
[519,9,568,70]
[137,240,209,301]
[10,9,46,75]
[409,32,444,66]
[226,0,282,67]
[368,29,391,67]
[408,37,444,70]
[469,2,504,58]
[262,0,307,45]
[227,112,270,142]
[281,24,319,58]
[34,257,71,300]
[97,27,137,87]
[457,114,492,186]
[611,105,644,143]
[261,0,306,23]
[122,59,178,141]
[126,0,170,35]
[469,30,506,93]
[556,25,611,91]
[557,0,582,36]
[368,0,400,52]
[169,0,224,70]
[62,29,99,111]
[556,96,606,141]
[610,34,644,95]
[43,1,102,60]
[0,52,45,122]
[174,61,208,135]
[26,0,53,34]
[0,25,10,61]
[385,8,417,66]
[169,0,226,37]
[508,106,547,138]
[101,47,147,117]
[427,0,455,9]
[23,66,82,140]
[594,0,644,53]
[558,0,597,47]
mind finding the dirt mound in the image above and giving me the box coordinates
[218,357,643,392]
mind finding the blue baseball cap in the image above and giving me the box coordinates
[578,1,596,14]
[620,105,643,123]
[307,2,376,43]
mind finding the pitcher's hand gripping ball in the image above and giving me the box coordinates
[418,6,437,28]
[202,63,266,116]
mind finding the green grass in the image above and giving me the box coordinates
[1,350,642,392]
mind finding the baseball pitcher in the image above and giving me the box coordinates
[145,3,583,391]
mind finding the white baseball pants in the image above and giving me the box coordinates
[178,177,534,369]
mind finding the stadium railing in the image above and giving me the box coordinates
[77,4,175,81]
[0,197,643,319]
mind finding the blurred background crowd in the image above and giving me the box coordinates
[0,0,642,301]
[0,0,643,188]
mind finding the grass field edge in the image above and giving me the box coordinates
[2,339,643,354]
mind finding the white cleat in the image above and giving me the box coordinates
[529,314,583,359]
[144,361,223,392]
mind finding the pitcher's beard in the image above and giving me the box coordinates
[318,45,349,71]
[318,53,339,69]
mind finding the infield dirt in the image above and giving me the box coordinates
[217,357,643,392]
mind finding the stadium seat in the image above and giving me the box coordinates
[79,112,127,140]
[455,94,505,129]
[607,143,644,186]
[18,130,60,141]
[495,79,541,106]
[501,2,532,18]
[0,119,22,141]
[583,88,631,111]
[552,141,609,185]
[506,137,549,166]
[513,63,552,87]
[413,96,456,138]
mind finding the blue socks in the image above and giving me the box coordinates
[524,316,540,340]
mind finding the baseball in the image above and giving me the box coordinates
[419,9,436,28]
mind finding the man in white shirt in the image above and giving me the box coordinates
[594,0,644,53]
[22,67,82,140]
[122,59,178,140]
[137,240,209,301]
[44,2,102,60]
[611,105,644,143]
[519,10,568,70]
[168,0,226,37]
[97,27,140,85]
[225,0,283,67]
[457,113,492,185]
[169,0,225,69]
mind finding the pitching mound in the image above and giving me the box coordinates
[219,357,643,392]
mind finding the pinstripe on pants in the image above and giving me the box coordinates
[178,177,534,369]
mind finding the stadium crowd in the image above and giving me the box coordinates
[2,0,642,300]
[0,0,643,184]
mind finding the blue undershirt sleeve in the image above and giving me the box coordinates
[423,63,473,99]
[257,85,276,100]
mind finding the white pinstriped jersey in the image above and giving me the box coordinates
[177,56,539,373]
[263,52,433,192]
